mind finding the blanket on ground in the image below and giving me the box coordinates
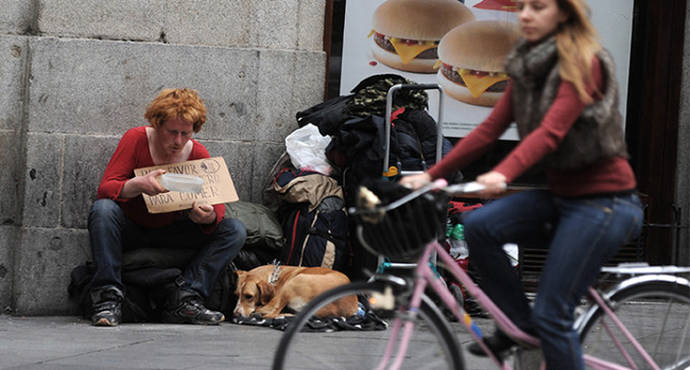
[231,306,387,332]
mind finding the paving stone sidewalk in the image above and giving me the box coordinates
[0,315,500,370]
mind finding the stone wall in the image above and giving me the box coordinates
[0,0,327,314]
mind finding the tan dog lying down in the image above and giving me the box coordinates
[233,265,357,319]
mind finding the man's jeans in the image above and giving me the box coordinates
[88,199,246,298]
[463,190,643,370]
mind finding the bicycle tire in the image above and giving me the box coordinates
[578,276,690,369]
[272,280,464,370]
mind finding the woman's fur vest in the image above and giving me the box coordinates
[505,37,628,170]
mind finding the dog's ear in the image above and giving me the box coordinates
[256,280,275,306]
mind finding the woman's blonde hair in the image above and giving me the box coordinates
[555,0,602,104]
[144,88,207,133]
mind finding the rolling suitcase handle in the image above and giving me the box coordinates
[383,83,445,177]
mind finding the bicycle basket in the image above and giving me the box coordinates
[353,181,447,262]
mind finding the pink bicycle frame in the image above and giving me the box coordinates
[374,240,661,370]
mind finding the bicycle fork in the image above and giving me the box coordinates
[373,242,507,370]
[374,270,430,370]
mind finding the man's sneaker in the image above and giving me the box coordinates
[162,298,224,325]
[91,290,123,327]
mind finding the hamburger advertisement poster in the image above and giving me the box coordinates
[340,0,633,139]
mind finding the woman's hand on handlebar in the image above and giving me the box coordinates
[399,172,431,190]
[477,171,507,197]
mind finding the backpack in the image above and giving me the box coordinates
[280,198,350,272]
[270,167,350,272]
[202,262,239,318]
[296,94,353,135]
[68,250,240,322]
[68,262,171,323]
[225,201,285,251]
[225,201,284,271]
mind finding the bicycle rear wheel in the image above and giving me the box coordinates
[272,279,464,370]
[578,276,690,369]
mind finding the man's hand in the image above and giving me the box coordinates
[188,201,216,225]
[399,172,432,190]
[121,169,168,198]
[476,171,507,198]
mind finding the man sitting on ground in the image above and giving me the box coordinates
[88,88,246,326]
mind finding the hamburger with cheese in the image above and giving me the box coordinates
[437,20,520,106]
[369,0,475,74]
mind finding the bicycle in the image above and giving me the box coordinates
[272,180,690,370]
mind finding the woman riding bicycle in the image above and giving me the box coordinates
[401,0,643,369]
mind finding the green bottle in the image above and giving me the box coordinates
[449,224,468,259]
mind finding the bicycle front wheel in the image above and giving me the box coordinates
[272,280,464,370]
[578,276,690,369]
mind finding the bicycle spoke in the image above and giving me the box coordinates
[580,281,690,370]
[272,281,463,370]
[673,308,690,368]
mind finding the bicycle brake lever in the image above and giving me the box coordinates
[445,182,486,195]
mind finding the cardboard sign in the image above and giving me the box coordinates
[134,157,239,214]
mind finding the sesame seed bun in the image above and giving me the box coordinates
[371,0,475,73]
[437,20,520,72]
[373,0,475,41]
[437,20,520,105]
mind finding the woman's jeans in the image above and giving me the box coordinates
[88,199,246,299]
[463,190,643,370]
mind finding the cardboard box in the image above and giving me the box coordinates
[134,157,239,214]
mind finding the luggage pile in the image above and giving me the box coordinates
[268,74,460,278]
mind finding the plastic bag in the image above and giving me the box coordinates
[285,124,333,175]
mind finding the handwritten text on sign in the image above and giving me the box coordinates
[133,157,239,214]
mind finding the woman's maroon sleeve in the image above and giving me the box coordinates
[427,83,515,180]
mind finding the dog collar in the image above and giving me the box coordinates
[269,260,281,285]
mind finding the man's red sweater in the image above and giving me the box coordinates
[97,126,225,230]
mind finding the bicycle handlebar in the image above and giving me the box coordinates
[349,180,501,217]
